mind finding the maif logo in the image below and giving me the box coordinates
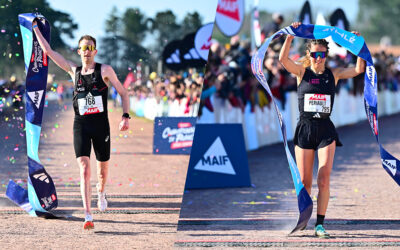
[194,23,214,61]
[215,0,244,36]
[194,137,236,175]
[382,159,397,176]
[216,0,240,21]
[366,65,376,87]
[27,90,44,109]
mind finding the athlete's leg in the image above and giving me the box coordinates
[295,146,315,194]
[77,156,92,215]
[316,141,336,216]
[96,160,109,192]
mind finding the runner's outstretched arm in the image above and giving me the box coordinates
[32,20,76,77]
[332,31,366,84]
[278,22,305,78]
[102,65,130,131]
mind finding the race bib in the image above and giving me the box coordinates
[304,94,331,113]
[78,92,104,115]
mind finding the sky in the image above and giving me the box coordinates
[251,0,359,23]
[49,0,219,48]
[49,0,359,48]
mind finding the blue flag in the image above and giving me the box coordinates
[6,13,58,217]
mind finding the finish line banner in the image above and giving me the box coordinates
[153,117,196,155]
[251,24,400,233]
[6,13,58,217]
[185,124,251,189]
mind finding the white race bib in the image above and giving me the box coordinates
[78,92,104,115]
[304,94,331,113]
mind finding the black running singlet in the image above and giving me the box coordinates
[73,63,108,119]
[298,68,336,119]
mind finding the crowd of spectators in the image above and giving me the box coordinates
[124,70,203,115]
[0,69,203,117]
[200,32,400,115]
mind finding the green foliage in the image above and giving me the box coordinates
[150,10,181,50]
[357,0,400,44]
[181,11,203,36]
[0,0,77,77]
[100,7,148,76]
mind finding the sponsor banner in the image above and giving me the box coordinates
[179,33,206,68]
[162,40,184,71]
[162,32,208,71]
[299,1,312,25]
[185,124,251,189]
[215,0,245,37]
[6,13,58,215]
[153,117,196,155]
[194,23,214,61]
[330,8,349,31]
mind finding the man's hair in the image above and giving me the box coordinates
[78,35,96,48]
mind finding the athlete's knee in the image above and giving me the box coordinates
[301,175,312,190]
[77,157,90,174]
[317,173,330,191]
[77,157,89,166]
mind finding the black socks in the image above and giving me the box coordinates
[316,214,325,226]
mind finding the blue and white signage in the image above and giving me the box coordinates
[153,117,196,155]
[185,124,251,189]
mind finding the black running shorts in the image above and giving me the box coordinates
[73,117,110,161]
[293,118,343,150]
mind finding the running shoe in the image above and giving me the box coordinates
[314,224,330,239]
[83,214,94,230]
[97,183,108,212]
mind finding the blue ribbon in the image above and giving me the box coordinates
[251,24,400,232]
[6,13,58,216]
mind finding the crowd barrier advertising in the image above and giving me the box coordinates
[185,124,251,189]
[153,117,196,155]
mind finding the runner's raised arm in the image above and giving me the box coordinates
[32,20,76,77]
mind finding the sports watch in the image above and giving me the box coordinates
[122,113,131,119]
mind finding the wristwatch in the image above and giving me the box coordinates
[122,113,131,119]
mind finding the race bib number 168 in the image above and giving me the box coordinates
[78,94,104,115]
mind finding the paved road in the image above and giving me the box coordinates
[176,113,400,248]
[0,99,189,249]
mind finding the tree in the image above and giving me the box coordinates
[120,8,148,75]
[357,0,400,44]
[100,7,149,77]
[122,8,148,45]
[150,10,181,51]
[181,11,203,36]
[0,0,77,78]
[100,6,123,71]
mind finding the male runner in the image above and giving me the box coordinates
[32,20,131,229]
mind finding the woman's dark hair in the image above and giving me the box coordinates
[298,39,329,67]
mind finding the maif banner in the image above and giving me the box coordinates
[185,124,251,189]
[153,117,196,155]
[215,0,245,37]
[6,13,58,217]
